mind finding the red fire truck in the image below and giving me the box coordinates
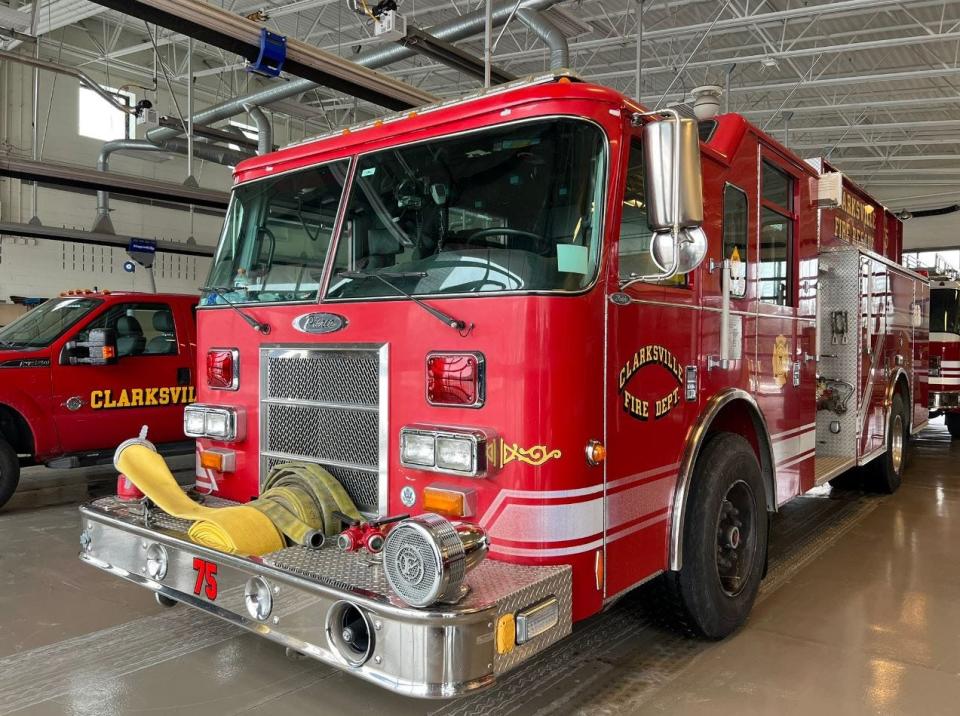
[927,273,960,436]
[0,291,198,509]
[78,73,928,698]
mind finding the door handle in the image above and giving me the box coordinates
[804,353,817,363]
[177,367,191,386]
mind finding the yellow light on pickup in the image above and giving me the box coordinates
[422,486,466,517]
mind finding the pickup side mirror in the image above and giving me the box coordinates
[61,327,118,366]
[634,110,708,279]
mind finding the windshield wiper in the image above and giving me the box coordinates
[200,286,271,335]
[337,271,471,334]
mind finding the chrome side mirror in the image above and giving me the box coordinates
[623,110,707,286]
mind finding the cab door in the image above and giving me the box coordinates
[51,300,195,455]
[603,128,703,599]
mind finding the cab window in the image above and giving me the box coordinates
[760,162,795,306]
[723,184,748,297]
[78,303,178,358]
[618,138,687,287]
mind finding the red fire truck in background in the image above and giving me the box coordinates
[78,73,928,698]
[927,272,960,436]
[0,291,197,509]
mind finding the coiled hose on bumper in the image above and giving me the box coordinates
[115,442,360,556]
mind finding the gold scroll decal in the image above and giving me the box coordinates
[487,439,562,467]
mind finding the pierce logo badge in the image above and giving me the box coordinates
[292,312,347,334]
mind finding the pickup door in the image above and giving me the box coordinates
[50,299,196,456]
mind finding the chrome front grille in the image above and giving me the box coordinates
[261,345,387,515]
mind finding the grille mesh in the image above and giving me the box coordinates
[267,353,378,405]
[262,347,382,514]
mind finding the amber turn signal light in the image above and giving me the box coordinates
[585,440,606,466]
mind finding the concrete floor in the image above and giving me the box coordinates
[0,426,958,715]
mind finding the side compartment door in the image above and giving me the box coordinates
[51,301,195,454]
[604,131,702,600]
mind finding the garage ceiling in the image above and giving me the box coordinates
[7,0,960,216]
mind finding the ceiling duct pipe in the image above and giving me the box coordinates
[144,0,564,147]
[243,104,273,155]
[0,48,138,116]
[94,139,252,234]
[516,8,569,70]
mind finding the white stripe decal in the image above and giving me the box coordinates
[488,498,604,544]
[606,476,673,531]
[930,378,960,385]
[931,333,960,343]
[491,537,604,558]
[478,462,677,528]
[773,429,816,464]
[770,422,816,440]
[607,512,669,544]
[779,448,816,470]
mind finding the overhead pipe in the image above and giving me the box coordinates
[144,0,564,147]
[94,139,252,234]
[516,8,569,70]
[243,104,273,155]
[0,49,137,116]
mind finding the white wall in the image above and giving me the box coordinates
[0,52,312,300]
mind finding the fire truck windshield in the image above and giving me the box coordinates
[202,158,351,305]
[0,297,101,348]
[326,118,606,299]
[931,287,960,334]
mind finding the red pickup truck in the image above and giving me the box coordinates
[0,290,198,508]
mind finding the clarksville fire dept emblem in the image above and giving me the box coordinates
[773,334,791,387]
[618,345,684,420]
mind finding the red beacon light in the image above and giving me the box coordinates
[426,353,485,407]
[207,349,239,390]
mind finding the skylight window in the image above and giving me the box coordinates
[78,85,136,142]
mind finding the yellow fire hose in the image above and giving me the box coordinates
[115,442,361,556]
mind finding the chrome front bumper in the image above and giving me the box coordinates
[930,390,960,412]
[78,498,571,698]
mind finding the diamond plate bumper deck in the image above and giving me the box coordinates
[78,497,572,698]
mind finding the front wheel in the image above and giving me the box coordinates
[946,412,960,439]
[0,437,21,509]
[662,432,768,639]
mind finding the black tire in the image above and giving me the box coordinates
[662,432,769,639]
[946,412,960,440]
[0,437,21,510]
[867,393,907,494]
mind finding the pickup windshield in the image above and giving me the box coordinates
[326,118,606,299]
[931,287,960,334]
[0,297,101,348]
[202,159,351,305]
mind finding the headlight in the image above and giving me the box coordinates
[436,436,475,473]
[399,426,489,476]
[400,432,435,467]
[184,404,243,441]
[382,513,488,607]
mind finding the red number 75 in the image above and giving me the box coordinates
[192,557,218,600]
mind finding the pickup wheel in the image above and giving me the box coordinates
[0,437,21,509]
[662,432,768,639]
[868,393,907,494]
[945,412,960,439]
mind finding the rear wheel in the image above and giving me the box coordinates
[662,432,768,639]
[868,393,907,494]
[0,438,21,509]
[946,412,960,439]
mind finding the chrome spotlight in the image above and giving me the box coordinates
[382,513,488,608]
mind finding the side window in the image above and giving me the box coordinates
[78,304,178,358]
[723,184,748,297]
[760,162,795,306]
[617,139,686,286]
